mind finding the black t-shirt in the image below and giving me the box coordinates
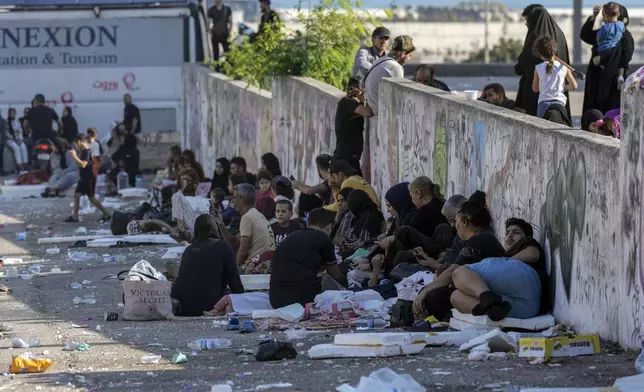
[408,199,448,238]
[334,97,364,160]
[453,231,506,265]
[123,103,141,134]
[258,9,280,35]
[271,220,303,247]
[508,237,549,314]
[78,148,93,180]
[269,228,336,308]
[208,4,232,37]
[26,105,58,141]
[171,238,244,317]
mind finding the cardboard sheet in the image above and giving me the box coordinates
[308,343,425,359]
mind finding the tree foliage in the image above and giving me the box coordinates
[464,37,523,63]
[217,0,385,90]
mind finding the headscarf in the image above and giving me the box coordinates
[348,189,384,238]
[385,182,415,226]
[192,213,222,243]
[581,109,603,131]
[261,152,282,177]
[211,157,231,195]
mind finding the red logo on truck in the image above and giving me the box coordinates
[123,72,140,91]
[94,81,119,91]
[61,91,74,104]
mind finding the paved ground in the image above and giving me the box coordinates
[0,192,640,392]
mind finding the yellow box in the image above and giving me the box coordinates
[518,334,601,358]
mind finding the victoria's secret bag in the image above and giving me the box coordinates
[118,263,172,321]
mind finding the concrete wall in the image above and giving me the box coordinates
[138,131,181,171]
[182,64,644,348]
[182,64,272,177]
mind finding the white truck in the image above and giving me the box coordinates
[0,0,211,140]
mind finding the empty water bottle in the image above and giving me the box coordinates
[355,318,388,330]
[636,342,644,373]
[187,338,232,351]
[135,175,143,189]
[117,169,129,191]
[79,195,90,210]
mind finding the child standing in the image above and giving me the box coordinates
[87,128,102,178]
[64,134,111,223]
[270,198,303,247]
[594,3,625,68]
[532,36,578,118]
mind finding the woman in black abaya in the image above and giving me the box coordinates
[580,4,634,114]
[515,6,571,117]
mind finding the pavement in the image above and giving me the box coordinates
[0,189,641,392]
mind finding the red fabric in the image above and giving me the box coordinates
[16,170,50,185]
[92,157,100,178]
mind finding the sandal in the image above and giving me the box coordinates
[239,320,256,334]
[226,317,240,331]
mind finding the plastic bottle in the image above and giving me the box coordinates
[355,318,388,330]
[636,342,644,373]
[187,338,232,351]
[135,175,143,189]
[79,195,90,211]
[117,169,129,191]
[64,341,90,351]
[140,355,162,364]
[103,255,126,263]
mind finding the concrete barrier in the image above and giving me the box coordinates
[182,64,272,177]
[138,131,181,171]
[182,64,644,348]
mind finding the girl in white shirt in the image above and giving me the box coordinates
[531,36,578,118]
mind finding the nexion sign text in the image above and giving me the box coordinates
[1,25,118,49]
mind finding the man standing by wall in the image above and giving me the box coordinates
[121,94,141,134]
[208,0,233,62]
[257,0,280,38]
[364,35,415,116]
[352,26,390,80]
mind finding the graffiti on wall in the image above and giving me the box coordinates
[471,121,487,193]
[540,145,587,301]
[432,111,447,194]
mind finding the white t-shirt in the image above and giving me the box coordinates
[536,60,567,105]
[364,56,404,115]
[89,140,101,158]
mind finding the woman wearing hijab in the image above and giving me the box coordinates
[60,106,79,144]
[182,149,206,182]
[345,189,384,249]
[171,214,244,317]
[581,3,634,114]
[261,152,282,177]
[515,6,571,117]
[210,157,231,195]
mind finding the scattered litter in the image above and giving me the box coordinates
[459,328,518,353]
[104,311,119,321]
[68,251,96,262]
[27,265,41,274]
[50,267,62,273]
[103,255,126,263]
[63,341,90,351]
[1,257,23,265]
[172,351,188,364]
[72,324,89,329]
[212,319,228,327]
[211,385,233,392]
[82,280,92,285]
[15,233,26,241]
[96,325,102,332]
[309,343,425,359]
[254,340,297,361]
[46,247,60,255]
[333,332,429,347]
[140,355,162,364]
[9,353,54,374]
[25,224,38,230]
[519,334,601,359]
[252,303,304,322]
[284,328,307,341]
[336,368,425,392]
[73,297,96,305]
[71,282,83,289]
[74,227,88,234]
[187,338,232,351]
[431,371,452,375]
[12,338,40,348]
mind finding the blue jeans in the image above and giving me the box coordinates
[537,100,559,118]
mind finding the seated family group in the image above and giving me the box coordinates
[162,147,550,325]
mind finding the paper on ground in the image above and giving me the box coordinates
[86,234,178,247]
[459,328,518,353]
[333,332,431,346]
[229,292,272,315]
[451,309,555,331]
[309,343,425,359]
[162,246,188,259]
[252,303,304,322]
[241,274,270,291]
[38,234,117,245]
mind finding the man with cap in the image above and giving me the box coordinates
[258,0,280,37]
[364,35,415,116]
[352,26,390,80]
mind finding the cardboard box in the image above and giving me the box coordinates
[519,334,601,358]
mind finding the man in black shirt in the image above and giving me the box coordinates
[230,156,256,186]
[208,0,233,62]
[333,77,373,176]
[482,83,518,111]
[414,64,451,92]
[269,207,347,308]
[120,94,141,134]
[257,0,280,37]
[23,94,62,142]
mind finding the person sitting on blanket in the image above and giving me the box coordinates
[216,183,276,274]
[269,207,348,309]
[181,149,205,183]
[171,214,244,317]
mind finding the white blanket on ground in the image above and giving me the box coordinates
[229,292,272,315]
[171,192,211,232]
